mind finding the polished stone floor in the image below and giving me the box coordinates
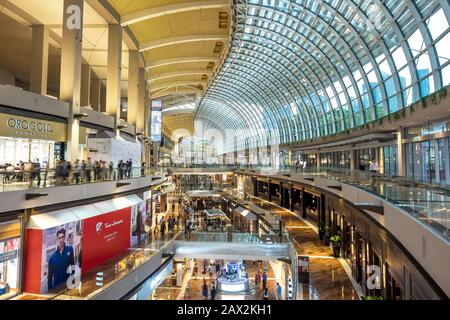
[155,259,278,301]
[244,195,360,300]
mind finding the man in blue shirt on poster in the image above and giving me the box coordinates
[47,228,75,291]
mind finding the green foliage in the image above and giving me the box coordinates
[330,235,342,246]
[361,296,384,300]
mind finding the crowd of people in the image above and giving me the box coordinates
[54,158,138,184]
[152,215,180,239]
[0,160,44,187]
[0,158,147,186]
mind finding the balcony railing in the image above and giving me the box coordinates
[0,167,165,192]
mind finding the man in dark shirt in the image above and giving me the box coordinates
[47,228,75,291]
[127,159,133,178]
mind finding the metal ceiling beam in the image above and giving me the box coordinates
[139,34,228,52]
[150,81,208,92]
[149,70,213,82]
[146,56,221,70]
[151,88,204,99]
[121,0,230,26]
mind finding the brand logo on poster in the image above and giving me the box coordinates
[66,5,82,30]
[66,265,82,290]
[96,222,103,235]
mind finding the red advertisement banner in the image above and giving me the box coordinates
[82,208,131,273]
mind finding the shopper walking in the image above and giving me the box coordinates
[202,280,209,300]
[262,272,267,290]
[73,160,82,184]
[210,285,217,300]
[160,217,166,237]
[86,158,93,182]
[127,159,133,178]
[263,287,269,300]
[277,283,282,300]
[168,216,174,235]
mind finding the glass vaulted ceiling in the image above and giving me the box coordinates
[196,0,450,154]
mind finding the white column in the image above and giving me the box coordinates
[59,0,83,162]
[106,23,122,135]
[350,147,356,171]
[127,50,139,129]
[138,68,146,134]
[30,25,49,95]
[397,128,406,176]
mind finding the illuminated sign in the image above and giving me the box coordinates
[151,100,162,142]
[0,114,67,141]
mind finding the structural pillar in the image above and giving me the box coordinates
[100,82,106,113]
[137,67,146,133]
[106,23,122,135]
[316,152,320,169]
[59,0,84,162]
[30,25,49,95]
[397,128,406,176]
[127,50,139,130]
[350,147,356,171]
[90,78,101,111]
[80,64,91,107]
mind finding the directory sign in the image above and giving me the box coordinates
[151,100,162,142]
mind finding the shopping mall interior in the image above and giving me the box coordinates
[0,0,449,303]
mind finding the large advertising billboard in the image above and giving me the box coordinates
[130,202,147,247]
[151,100,162,142]
[42,221,83,293]
[82,208,131,273]
[24,196,143,294]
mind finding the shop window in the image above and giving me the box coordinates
[0,221,21,299]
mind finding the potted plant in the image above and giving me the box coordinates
[330,235,342,257]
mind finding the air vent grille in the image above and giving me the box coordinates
[214,42,224,54]
[219,12,229,29]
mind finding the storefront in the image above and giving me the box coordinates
[256,179,269,200]
[0,113,67,168]
[280,182,291,210]
[291,187,303,215]
[269,181,281,205]
[0,220,21,299]
[303,189,320,226]
[405,138,450,185]
[355,147,378,171]
[319,150,351,169]
[232,207,257,233]
[301,153,317,168]
[23,194,144,294]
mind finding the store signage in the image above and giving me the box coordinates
[82,208,131,272]
[0,249,17,263]
[0,113,67,141]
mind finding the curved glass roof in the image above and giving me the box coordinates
[196,0,450,153]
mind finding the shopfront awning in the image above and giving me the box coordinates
[234,207,257,221]
[28,194,143,230]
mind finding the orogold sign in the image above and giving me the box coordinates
[7,118,53,133]
[0,113,67,141]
